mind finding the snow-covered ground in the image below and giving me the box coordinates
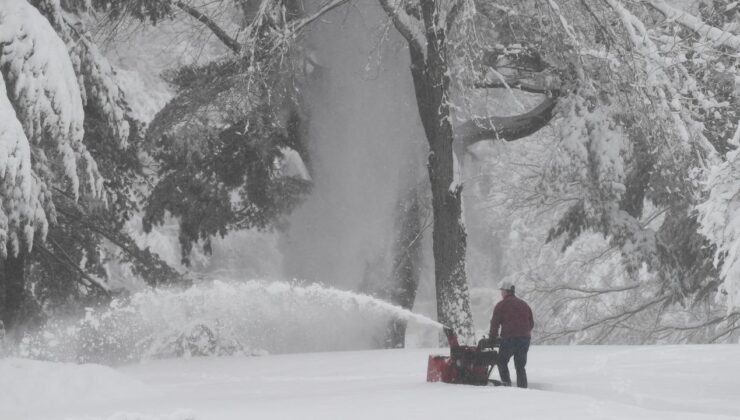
[3,344,739,420]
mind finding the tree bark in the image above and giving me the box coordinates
[379,0,558,340]
[407,10,474,338]
[1,251,26,339]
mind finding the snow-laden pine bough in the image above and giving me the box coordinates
[427,327,501,386]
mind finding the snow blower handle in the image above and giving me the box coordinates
[477,336,501,350]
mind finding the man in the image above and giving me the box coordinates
[490,281,534,388]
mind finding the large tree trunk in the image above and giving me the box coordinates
[1,251,26,340]
[377,0,560,341]
[407,19,474,338]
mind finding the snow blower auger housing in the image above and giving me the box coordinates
[426,327,499,385]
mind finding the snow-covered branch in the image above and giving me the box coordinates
[33,0,132,148]
[445,0,466,33]
[547,0,580,48]
[697,145,740,310]
[0,75,45,257]
[1,0,104,199]
[606,0,717,157]
[456,96,557,146]
[646,0,740,50]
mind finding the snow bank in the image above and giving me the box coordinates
[72,410,196,420]
[0,358,153,412]
[12,345,740,420]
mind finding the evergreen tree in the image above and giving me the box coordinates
[0,0,181,335]
[127,2,314,265]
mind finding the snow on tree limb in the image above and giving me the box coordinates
[547,0,580,48]
[33,0,131,148]
[456,96,557,145]
[698,142,740,310]
[445,0,467,33]
[646,0,740,50]
[0,0,103,200]
[71,35,131,148]
[605,0,717,158]
[0,1,83,148]
[0,75,47,257]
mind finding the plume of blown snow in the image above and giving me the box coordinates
[19,280,443,364]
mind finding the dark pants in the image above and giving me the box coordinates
[497,337,530,388]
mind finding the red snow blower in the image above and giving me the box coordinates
[426,326,499,385]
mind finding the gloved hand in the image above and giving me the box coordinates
[478,336,495,349]
[443,326,454,338]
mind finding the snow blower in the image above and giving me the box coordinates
[426,326,499,385]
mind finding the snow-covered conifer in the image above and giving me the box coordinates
[32,0,131,148]
[698,137,740,309]
[0,0,104,204]
[0,75,46,257]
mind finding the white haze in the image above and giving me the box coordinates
[279,2,426,290]
[105,2,436,296]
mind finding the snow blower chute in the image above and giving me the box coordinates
[426,327,499,385]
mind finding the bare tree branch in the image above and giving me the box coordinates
[174,1,242,54]
[292,0,351,34]
[538,283,640,296]
[537,295,669,342]
[654,312,740,333]
[379,0,426,55]
[709,319,740,343]
[473,78,557,95]
[174,0,355,58]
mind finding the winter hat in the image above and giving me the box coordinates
[499,281,515,293]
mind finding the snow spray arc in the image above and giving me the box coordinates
[20,280,443,364]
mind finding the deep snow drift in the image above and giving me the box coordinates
[2,344,740,420]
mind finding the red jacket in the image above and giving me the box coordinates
[490,294,534,339]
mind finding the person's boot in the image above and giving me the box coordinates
[498,364,511,386]
[516,371,528,388]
